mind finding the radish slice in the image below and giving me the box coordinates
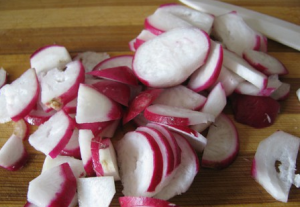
[179,0,300,51]
[77,121,112,137]
[99,119,120,138]
[116,131,164,197]
[30,45,72,74]
[77,176,116,207]
[78,129,95,177]
[2,68,39,122]
[128,39,136,52]
[13,119,29,141]
[144,104,215,126]
[27,163,77,207]
[252,131,300,202]
[119,196,179,207]
[223,49,267,90]
[188,40,223,92]
[0,67,7,88]
[24,202,38,207]
[202,114,239,169]
[0,90,11,123]
[153,85,206,110]
[73,51,109,73]
[271,82,291,101]
[133,27,210,88]
[60,128,81,159]
[93,55,133,70]
[24,104,56,126]
[29,110,76,158]
[0,134,28,171]
[134,29,158,49]
[154,132,199,200]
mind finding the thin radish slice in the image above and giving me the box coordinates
[144,104,215,126]
[0,134,28,171]
[134,29,158,49]
[29,110,76,158]
[153,85,206,110]
[13,119,29,141]
[258,34,268,52]
[154,132,199,200]
[2,68,39,122]
[202,114,239,169]
[73,51,109,73]
[188,40,223,92]
[30,45,72,74]
[27,163,77,207]
[78,129,95,177]
[60,128,81,159]
[24,104,56,126]
[42,155,86,178]
[93,55,134,70]
[0,67,7,88]
[223,49,267,90]
[119,196,179,207]
[133,27,210,88]
[116,131,164,197]
[252,131,300,202]
[128,39,136,52]
[243,49,288,75]
[271,82,291,101]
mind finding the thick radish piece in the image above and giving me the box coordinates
[73,51,109,73]
[243,49,288,75]
[1,68,39,121]
[29,110,76,158]
[188,41,223,92]
[202,114,239,169]
[119,196,179,207]
[144,104,215,126]
[133,27,210,88]
[252,131,300,202]
[154,132,199,200]
[116,131,164,197]
[77,176,116,207]
[27,163,77,207]
[0,67,7,88]
[93,55,133,70]
[0,134,28,171]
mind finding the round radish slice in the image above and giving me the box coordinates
[133,27,210,88]
[202,114,239,169]
[93,55,133,70]
[116,131,164,197]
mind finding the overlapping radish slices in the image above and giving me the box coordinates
[0,2,295,206]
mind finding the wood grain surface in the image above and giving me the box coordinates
[0,0,299,206]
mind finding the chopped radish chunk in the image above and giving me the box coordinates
[0,67,7,88]
[78,129,95,177]
[0,89,11,123]
[202,114,239,169]
[73,51,109,73]
[93,55,133,70]
[119,196,179,207]
[13,119,29,141]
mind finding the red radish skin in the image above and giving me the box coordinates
[134,29,158,50]
[128,39,136,52]
[93,55,133,71]
[63,98,77,114]
[119,196,179,207]
[144,18,164,35]
[91,136,105,176]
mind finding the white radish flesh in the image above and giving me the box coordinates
[13,119,29,141]
[78,129,95,177]
[0,67,7,88]
[73,51,109,73]
[93,55,133,70]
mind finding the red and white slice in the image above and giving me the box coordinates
[39,60,85,110]
[78,129,95,177]
[134,29,158,49]
[144,104,215,126]
[93,55,134,70]
[73,51,109,73]
[133,27,210,88]
[13,119,29,141]
[42,155,86,178]
[202,114,239,169]
[188,41,223,92]
[29,110,76,158]
[77,121,112,137]
[154,132,199,200]
[77,176,116,207]
[0,67,7,88]
[76,84,122,123]
[1,68,39,122]
[30,45,72,74]
[153,85,206,110]
[116,131,164,197]
[60,128,81,159]
[119,196,179,207]
[252,131,300,202]
[27,163,77,207]
[243,49,288,75]
[0,134,28,171]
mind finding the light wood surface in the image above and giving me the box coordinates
[0,0,299,206]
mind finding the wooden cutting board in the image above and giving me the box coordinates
[0,0,299,206]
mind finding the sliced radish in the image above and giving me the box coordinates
[252,131,300,202]
[133,27,210,88]
[2,68,39,122]
[30,45,72,74]
[73,51,110,73]
[223,49,267,90]
[154,132,199,200]
[202,114,239,169]
[128,39,136,52]
[77,121,112,137]
[116,131,164,197]
[91,137,120,180]
[134,29,158,49]
[78,129,95,177]
[93,55,134,70]
[271,82,291,101]
[77,176,116,207]
[24,103,56,126]
[0,134,28,171]
[60,128,81,159]
[76,84,122,123]
[123,89,163,124]
[27,163,77,207]
[39,60,85,111]
[0,89,11,123]
[13,119,29,141]
[29,110,76,158]
[42,155,86,178]
[243,49,288,75]
[0,67,7,88]
[144,104,215,126]
[231,94,280,128]
[119,196,179,207]
[258,34,268,52]
[153,85,206,110]
[188,40,223,92]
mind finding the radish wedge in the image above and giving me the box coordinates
[202,114,239,169]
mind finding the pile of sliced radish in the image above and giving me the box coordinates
[0,1,297,206]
